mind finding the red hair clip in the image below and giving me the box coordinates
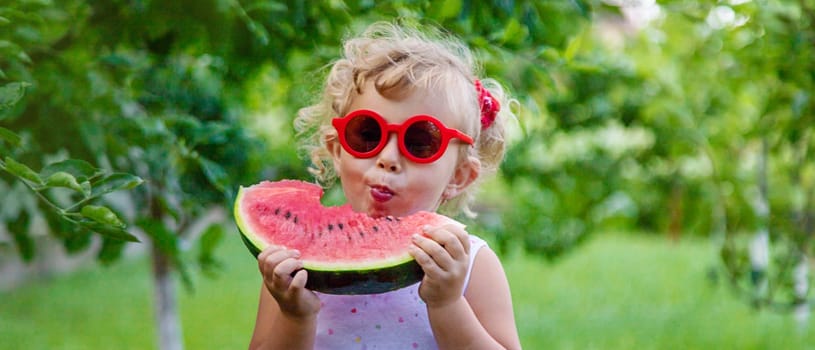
[475,79,500,130]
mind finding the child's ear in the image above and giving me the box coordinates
[444,156,480,199]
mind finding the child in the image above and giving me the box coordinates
[250,21,521,350]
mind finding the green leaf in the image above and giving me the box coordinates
[0,127,21,147]
[501,18,526,46]
[198,223,224,277]
[429,0,462,20]
[80,220,140,242]
[90,173,144,197]
[2,157,43,185]
[178,259,194,293]
[7,209,34,261]
[62,227,94,254]
[81,205,125,228]
[245,2,287,12]
[564,33,584,62]
[39,201,73,235]
[97,237,127,265]
[153,195,180,222]
[17,51,31,64]
[136,218,179,256]
[45,171,88,196]
[245,19,270,46]
[137,217,194,291]
[99,54,132,67]
[198,157,228,192]
[191,121,230,146]
[40,159,101,182]
[538,46,563,62]
[0,82,30,111]
[199,223,224,255]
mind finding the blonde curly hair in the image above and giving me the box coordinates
[294,21,512,217]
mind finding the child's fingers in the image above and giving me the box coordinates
[414,234,452,268]
[271,257,303,290]
[258,249,301,293]
[258,248,283,274]
[256,244,286,260]
[452,225,471,255]
[257,248,271,262]
[259,249,299,273]
[256,246,279,265]
[290,269,309,290]
[421,225,468,262]
[409,244,444,278]
[442,223,471,257]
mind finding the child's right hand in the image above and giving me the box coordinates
[257,247,321,319]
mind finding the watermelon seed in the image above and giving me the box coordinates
[385,216,393,222]
[372,226,379,232]
[347,233,352,241]
[328,224,334,231]
[284,211,292,219]
[338,223,345,230]
[359,231,364,238]
[274,208,281,215]
[293,216,298,224]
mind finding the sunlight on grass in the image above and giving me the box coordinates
[1,233,813,349]
[505,234,813,349]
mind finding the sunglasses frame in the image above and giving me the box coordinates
[332,109,474,163]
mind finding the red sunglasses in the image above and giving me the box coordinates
[332,109,474,163]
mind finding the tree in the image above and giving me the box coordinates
[1,2,276,349]
[2,1,604,348]
[13,0,810,346]
[609,0,814,320]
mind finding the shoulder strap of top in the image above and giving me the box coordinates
[462,235,488,294]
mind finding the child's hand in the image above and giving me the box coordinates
[409,224,471,308]
[257,247,321,319]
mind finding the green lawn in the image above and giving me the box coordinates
[1,233,812,349]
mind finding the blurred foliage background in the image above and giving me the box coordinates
[1,0,814,349]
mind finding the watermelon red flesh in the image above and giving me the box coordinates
[234,180,462,294]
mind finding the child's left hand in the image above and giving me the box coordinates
[409,223,471,308]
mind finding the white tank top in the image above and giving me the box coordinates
[313,235,488,350]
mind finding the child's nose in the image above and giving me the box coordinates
[376,134,402,172]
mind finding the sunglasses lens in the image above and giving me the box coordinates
[404,121,442,159]
[345,115,382,153]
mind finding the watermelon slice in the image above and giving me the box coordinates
[233,180,463,295]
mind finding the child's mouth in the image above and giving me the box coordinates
[370,185,394,202]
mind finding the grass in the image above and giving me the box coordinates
[509,235,813,349]
[1,233,813,349]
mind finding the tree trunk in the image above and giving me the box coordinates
[151,243,184,350]
[791,131,811,328]
[793,255,809,328]
[667,178,683,242]
[749,138,770,304]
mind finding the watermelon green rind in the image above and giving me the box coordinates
[238,229,263,258]
[233,186,265,257]
[304,260,423,294]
